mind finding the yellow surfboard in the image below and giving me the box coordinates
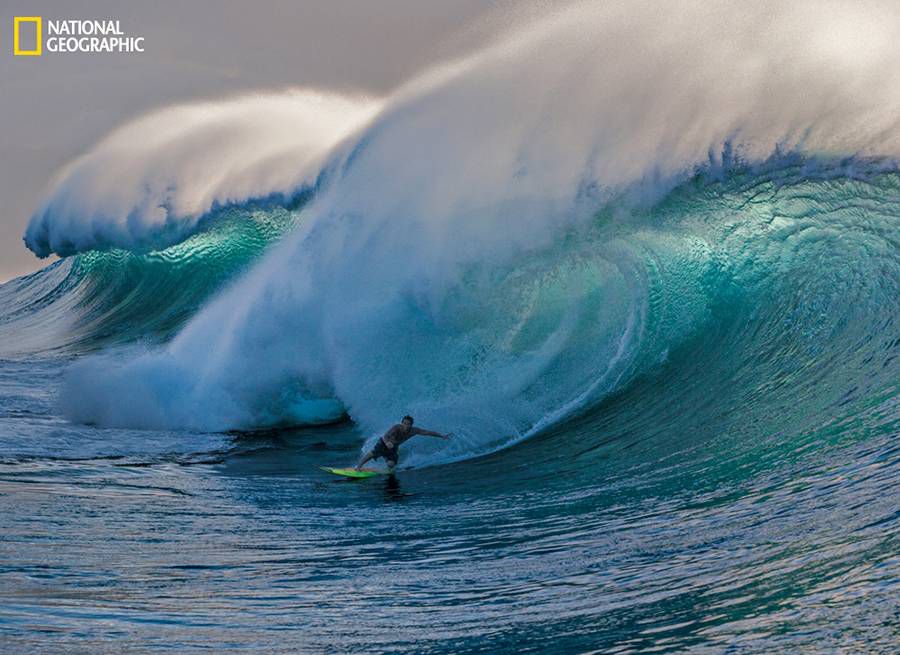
[319,466,385,479]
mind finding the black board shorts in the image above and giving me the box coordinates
[372,439,399,463]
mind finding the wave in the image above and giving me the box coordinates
[54,161,900,468]
[1,203,300,357]
[8,0,900,466]
[24,91,380,257]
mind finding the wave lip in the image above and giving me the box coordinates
[24,91,380,258]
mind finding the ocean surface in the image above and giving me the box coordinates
[3,3,900,651]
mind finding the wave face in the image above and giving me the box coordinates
[7,0,900,465]
[1,204,299,357]
[47,164,900,464]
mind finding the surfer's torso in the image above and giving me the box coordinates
[381,424,415,448]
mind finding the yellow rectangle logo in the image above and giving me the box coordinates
[14,16,42,56]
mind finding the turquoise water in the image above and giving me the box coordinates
[0,166,898,652]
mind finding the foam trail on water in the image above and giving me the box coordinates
[24,91,381,257]
[58,0,900,463]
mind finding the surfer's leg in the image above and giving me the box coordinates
[386,458,397,472]
[356,450,376,470]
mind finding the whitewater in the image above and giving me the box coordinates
[1,1,898,652]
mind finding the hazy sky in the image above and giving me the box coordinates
[0,0,540,281]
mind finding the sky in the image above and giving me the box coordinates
[0,0,542,281]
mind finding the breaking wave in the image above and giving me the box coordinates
[3,0,898,468]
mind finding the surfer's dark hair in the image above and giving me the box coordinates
[402,415,414,424]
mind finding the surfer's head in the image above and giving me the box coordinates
[402,415,414,428]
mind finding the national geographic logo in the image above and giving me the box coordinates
[13,17,41,55]
[13,17,146,55]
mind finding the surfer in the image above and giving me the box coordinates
[355,415,451,471]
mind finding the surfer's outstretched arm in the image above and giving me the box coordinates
[412,427,452,439]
